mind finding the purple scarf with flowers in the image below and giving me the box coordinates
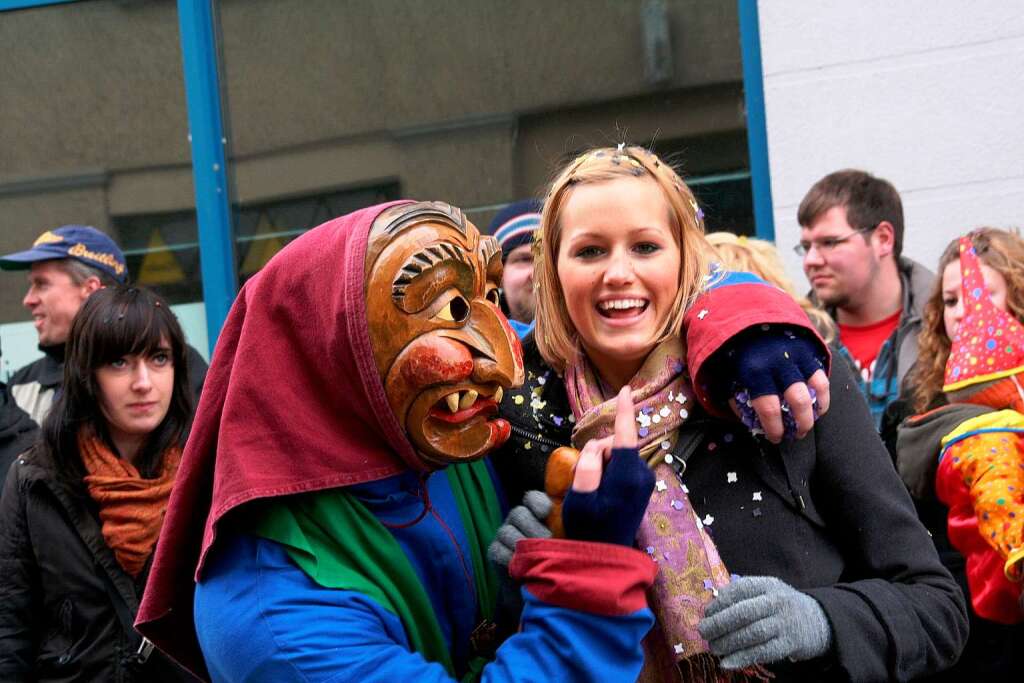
[565,337,769,682]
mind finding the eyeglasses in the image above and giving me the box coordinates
[793,224,878,257]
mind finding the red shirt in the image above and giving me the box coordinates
[838,308,902,382]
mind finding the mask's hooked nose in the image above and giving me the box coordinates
[437,299,525,389]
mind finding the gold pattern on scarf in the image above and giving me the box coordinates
[642,430,678,468]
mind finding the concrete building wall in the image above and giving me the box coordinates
[758,0,1024,288]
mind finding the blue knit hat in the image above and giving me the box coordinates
[0,224,127,283]
[489,199,542,262]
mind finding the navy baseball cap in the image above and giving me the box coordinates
[0,225,127,283]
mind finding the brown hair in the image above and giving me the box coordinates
[533,145,709,372]
[41,286,192,486]
[910,227,1024,413]
[797,169,904,259]
[706,232,835,344]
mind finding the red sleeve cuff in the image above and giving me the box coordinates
[684,283,830,415]
[509,538,656,616]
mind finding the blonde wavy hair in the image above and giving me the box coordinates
[705,232,835,344]
[533,145,710,373]
[910,227,1024,413]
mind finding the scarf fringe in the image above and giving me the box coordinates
[677,653,774,683]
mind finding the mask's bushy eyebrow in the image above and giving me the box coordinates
[480,235,500,266]
[392,242,470,303]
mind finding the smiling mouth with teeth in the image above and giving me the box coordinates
[597,298,649,318]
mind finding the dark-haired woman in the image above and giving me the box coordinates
[0,286,196,682]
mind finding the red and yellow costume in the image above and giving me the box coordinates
[934,236,1024,624]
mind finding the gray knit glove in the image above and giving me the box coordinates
[487,490,553,572]
[698,576,833,669]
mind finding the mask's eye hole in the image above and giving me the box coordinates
[486,287,501,306]
[437,295,470,323]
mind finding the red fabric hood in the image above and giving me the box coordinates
[137,201,420,677]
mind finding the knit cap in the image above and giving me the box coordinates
[489,199,541,262]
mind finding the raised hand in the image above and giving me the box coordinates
[561,387,654,547]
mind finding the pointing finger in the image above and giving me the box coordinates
[613,386,638,450]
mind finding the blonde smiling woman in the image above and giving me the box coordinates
[490,145,967,682]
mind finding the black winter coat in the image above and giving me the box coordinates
[492,339,968,682]
[0,383,37,491]
[0,446,195,682]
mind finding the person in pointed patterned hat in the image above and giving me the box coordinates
[916,231,1024,625]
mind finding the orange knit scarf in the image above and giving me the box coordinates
[79,433,181,577]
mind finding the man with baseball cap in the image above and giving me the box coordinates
[0,224,207,425]
[489,199,541,339]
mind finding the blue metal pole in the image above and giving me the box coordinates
[737,0,775,241]
[177,0,236,353]
[0,0,78,10]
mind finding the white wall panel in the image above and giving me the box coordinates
[759,1,1024,289]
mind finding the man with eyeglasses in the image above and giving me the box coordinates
[796,170,934,430]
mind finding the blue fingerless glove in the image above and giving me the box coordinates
[713,325,827,438]
[562,447,654,547]
[722,325,826,399]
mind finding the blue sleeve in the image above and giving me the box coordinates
[485,590,652,682]
[195,535,651,683]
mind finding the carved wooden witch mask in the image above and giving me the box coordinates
[365,201,525,467]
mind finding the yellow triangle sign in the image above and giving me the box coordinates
[241,213,285,275]
[138,230,186,285]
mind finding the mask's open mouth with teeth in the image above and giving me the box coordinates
[597,298,649,319]
[428,386,503,424]
[405,383,510,464]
